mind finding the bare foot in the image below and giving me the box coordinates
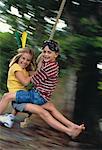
[73,124,85,130]
[70,128,82,139]
[79,124,85,130]
[69,124,85,139]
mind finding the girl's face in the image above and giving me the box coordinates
[18,52,32,69]
[42,46,58,63]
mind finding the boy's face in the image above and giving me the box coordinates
[42,46,58,63]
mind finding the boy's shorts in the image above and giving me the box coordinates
[16,89,47,105]
[12,102,27,112]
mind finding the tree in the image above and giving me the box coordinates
[0,32,17,92]
[0,0,102,144]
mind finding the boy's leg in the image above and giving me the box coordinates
[42,102,85,130]
[24,103,83,138]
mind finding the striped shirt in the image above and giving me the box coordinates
[31,61,59,101]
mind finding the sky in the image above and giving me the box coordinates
[0,4,67,33]
[97,63,102,70]
[0,21,13,33]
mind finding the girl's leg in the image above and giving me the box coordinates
[0,93,16,114]
[42,102,85,130]
[24,103,83,138]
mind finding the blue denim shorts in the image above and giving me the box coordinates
[16,89,47,105]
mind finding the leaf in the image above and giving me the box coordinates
[15,31,22,48]
[21,31,27,48]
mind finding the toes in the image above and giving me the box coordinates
[80,124,85,130]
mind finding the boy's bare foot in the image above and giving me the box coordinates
[79,124,85,130]
[69,124,85,139]
[73,124,85,130]
[70,128,82,139]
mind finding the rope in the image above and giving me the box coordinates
[49,0,66,40]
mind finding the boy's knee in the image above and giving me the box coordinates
[24,104,31,111]
[39,109,50,118]
[48,102,56,111]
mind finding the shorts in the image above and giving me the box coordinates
[12,101,28,112]
[16,89,47,105]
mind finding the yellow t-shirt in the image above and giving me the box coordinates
[7,63,29,92]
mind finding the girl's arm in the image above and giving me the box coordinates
[15,71,32,86]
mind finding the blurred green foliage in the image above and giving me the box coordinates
[0,0,102,93]
[0,32,17,92]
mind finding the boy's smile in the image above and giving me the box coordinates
[42,46,58,63]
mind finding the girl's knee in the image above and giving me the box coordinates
[3,92,9,97]
[3,92,15,101]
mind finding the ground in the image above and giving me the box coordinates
[0,75,102,149]
[0,113,101,150]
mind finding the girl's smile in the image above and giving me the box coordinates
[18,52,32,69]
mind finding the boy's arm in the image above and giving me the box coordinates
[31,62,58,85]
[29,70,36,75]
[31,68,47,85]
[29,54,43,75]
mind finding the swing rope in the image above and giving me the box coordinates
[37,0,66,66]
[49,0,66,40]
[15,0,66,47]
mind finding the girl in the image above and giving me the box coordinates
[0,47,36,127]
[0,40,85,138]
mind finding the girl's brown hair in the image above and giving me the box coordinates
[9,47,36,71]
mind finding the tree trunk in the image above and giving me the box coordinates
[63,69,77,119]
